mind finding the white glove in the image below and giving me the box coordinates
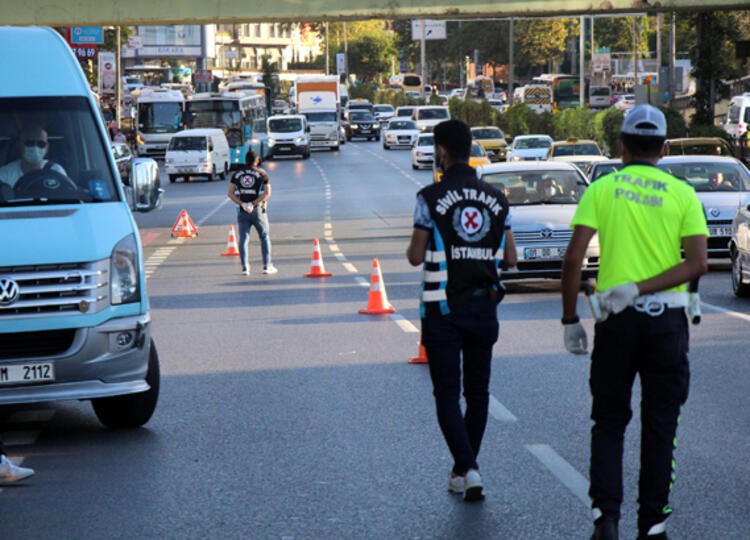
[599,283,640,315]
[563,322,588,355]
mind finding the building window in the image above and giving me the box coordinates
[255,24,262,38]
[270,24,276,38]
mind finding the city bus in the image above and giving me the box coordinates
[133,87,185,157]
[184,91,267,164]
[532,73,582,110]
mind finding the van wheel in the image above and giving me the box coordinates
[92,339,160,428]
[169,175,177,183]
[303,149,311,159]
[221,163,228,180]
[731,250,750,297]
[211,165,218,181]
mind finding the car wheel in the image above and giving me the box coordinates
[383,144,389,150]
[303,149,311,159]
[169,175,177,184]
[221,163,228,180]
[412,163,418,170]
[731,250,750,297]
[332,145,339,152]
[92,339,160,428]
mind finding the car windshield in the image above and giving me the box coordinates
[418,108,449,120]
[552,143,601,156]
[268,118,302,132]
[591,87,610,96]
[0,96,119,206]
[417,136,434,147]
[514,137,551,149]
[481,170,587,205]
[589,163,623,181]
[168,136,206,151]
[668,142,733,157]
[350,112,374,122]
[304,112,337,122]
[388,120,416,130]
[374,105,393,113]
[396,108,413,117]
[470,144,486,157]
[473,128,503,139]
[656,161,750,192]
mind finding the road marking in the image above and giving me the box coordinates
[355,276,369,287]
[139,231,160,247]
[343,262,358,273]
[526,444,590,506]
[329,244,340,252]
[489,395,518,422]
[390,314,419,333]
[701,301,750,323]
[197,197,232,225]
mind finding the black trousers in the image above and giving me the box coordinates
[589,306,690,534]
[422,295,499,476]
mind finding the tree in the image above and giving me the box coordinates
[346,31,396,83]
[514,18,578,76]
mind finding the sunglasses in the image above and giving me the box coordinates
[24,140,48,148]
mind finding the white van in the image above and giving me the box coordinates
[724,93,750,141]
[589,85,612,109]
[266,114,311,159]
[164,128,230,183]
[412,106,451,133]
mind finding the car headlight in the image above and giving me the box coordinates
[351,124,359,129]
[373,123,380,129]
[268,138,276,145]
[111,234,140,305]
[512,155,523,161]
[295,136,304,143]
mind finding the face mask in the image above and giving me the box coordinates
[23,146,46,166]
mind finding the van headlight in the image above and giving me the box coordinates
[295,136,304,143]
[268,138,276,146]
[111,234,140,305]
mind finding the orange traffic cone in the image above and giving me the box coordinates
[220,225,240,256]
[359,258,396,314]
[170,209,198,238]
[408,340,429,364]
[304,238,332,277]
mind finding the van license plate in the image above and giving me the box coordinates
[0,363,55,385]
[708,226,732,237]
[524,247,566,260]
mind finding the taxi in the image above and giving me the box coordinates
[547,138,608,172]
[471,126,508,162]
[433,142,491,182]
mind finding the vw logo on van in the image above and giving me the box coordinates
[539,228,553,239]
[0,278,20,306]
[708,207,720,217]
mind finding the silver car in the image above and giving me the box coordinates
[656,156,750,258]
[476,161,599,280]
[729,203,750,297]
[506,134,553,162]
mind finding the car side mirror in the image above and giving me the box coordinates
[306,125,311,133]
[129,158,163,212]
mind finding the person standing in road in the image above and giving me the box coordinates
[406,119,516,502]
[560,105,708,540]
[0,440,34,484]
[227,150,277,276]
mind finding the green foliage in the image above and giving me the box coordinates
[660,107,688,139]
[501,104,553,137]
[515,18,578,75]
[349,82,380,102]
[552,108,594,141]
[590,108,624,157]
[449,99,494,126]
[687,122,731,140]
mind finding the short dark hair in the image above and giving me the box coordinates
[433,119,472,161]
[245,150,258,165]
[621,133,666,159]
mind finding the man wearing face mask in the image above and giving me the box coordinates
[0,126,67,189]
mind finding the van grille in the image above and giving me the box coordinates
[0,261,108,319]
[514,229,573,243]
[0,329,76,360]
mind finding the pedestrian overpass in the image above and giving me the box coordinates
[1,0,749,25]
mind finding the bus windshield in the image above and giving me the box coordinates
[137,102,182,134]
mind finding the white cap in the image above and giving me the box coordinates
[620,104,667,137]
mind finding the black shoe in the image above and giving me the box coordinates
[637,534,668,540]
[591,516,619,540]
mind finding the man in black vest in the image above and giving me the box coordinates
[407,119,517,501]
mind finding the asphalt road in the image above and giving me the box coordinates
[1,142,749,539]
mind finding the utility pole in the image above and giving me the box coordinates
[508,18,514,105]
[458,20,463,88]
[669,12,676,100]
[116,26,122,129]
[343,21,348,83]
[579,15,585,108]
[325,22,329,75]
[633,16,638,89]
[420,20,426,99]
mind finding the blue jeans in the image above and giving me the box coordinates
[237,206,272,269]
[422,296,499,475]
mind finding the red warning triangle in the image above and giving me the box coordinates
[170,209,198,238]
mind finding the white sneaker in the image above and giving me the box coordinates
[463,469,484,501]
[241,267,250,276]
[447,473,464,494]
[263,264,278,275]
[0,455,34,484]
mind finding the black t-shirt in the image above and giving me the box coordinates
[230,167,268,204]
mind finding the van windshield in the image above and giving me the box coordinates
[169,136,207,151]
[268,118,302,132]
[590,87,611,96]
[418,108,449,120]
[0,96,119,206]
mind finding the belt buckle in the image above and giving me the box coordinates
[634,295,665,317]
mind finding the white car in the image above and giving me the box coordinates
[411,133,435,169]
[475,161,599,280]
[412,105,451,133]
[507,135,553,162]
[373,104,395,122]
[383,119,419,150]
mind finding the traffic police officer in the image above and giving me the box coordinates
[561,105,708,540]
[407,119,517,502]
[227,150,277,276]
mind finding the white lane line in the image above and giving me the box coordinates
[390,314,419,333]
[343,262,359,273]
[355,276,370,287]
[701,301,750,323]
[334,253,346,261]
[5,410,55,423]
[196,197,232,226]
[526,444,590,506]
[489,395,518,422]
[329,244,340,252]
[324,223,332,229]
[0,431,40,446]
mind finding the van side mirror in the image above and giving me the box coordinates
[209,143,214,151]
[306,125,311,133]
[129,158,163,212]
